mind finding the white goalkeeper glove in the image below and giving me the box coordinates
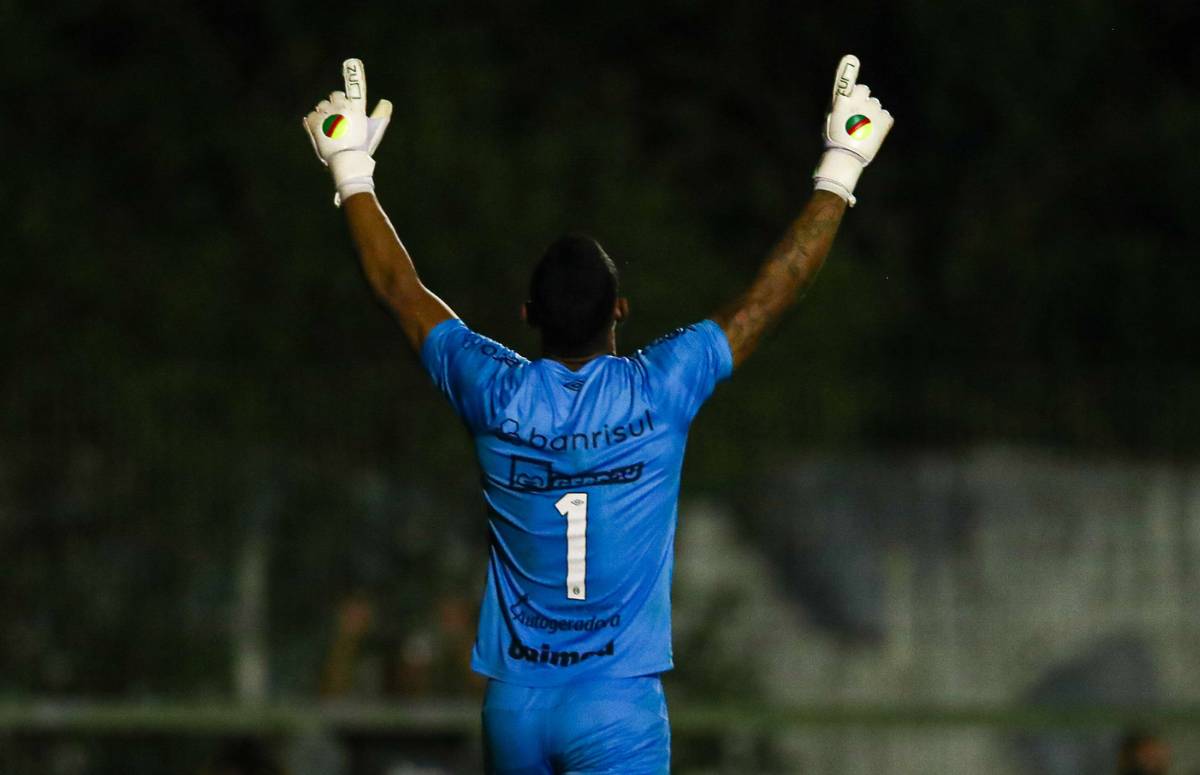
[813,54,893,206]
[303,58,393,206]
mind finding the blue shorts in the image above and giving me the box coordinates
[481,675,670,774]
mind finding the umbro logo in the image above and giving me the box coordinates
[563,380,584,392]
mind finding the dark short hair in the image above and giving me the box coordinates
[527,235,618,355]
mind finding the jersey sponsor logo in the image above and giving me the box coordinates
[494,409,655,452]
[508,636,615,667]
[509,455,644,492]
[459,331,523,367]
[509,594,622,634]
[643,324,697,350]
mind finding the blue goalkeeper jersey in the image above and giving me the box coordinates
[422,318,733,687]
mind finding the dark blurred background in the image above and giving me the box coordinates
[4,1,1200,773]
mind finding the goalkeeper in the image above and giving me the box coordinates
[304,54,891,774]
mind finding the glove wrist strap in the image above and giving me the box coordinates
[330,150,376,207]
[813,149,864,207]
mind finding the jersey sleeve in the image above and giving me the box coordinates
[421,318,528,432]
[635,319,734,424]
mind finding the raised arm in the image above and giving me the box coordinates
[342,193,454,352]
[714,54,893,369]
[303,59,454,353]
[713,191,847,367]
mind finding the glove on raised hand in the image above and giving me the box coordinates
[303,58,393,206]
[812,54,893,206]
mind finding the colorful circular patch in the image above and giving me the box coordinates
[845,114,873,141]
[322,114,348,139]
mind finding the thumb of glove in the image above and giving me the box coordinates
[367,99,393,156]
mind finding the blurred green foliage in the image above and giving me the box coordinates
[3,1,1198,696]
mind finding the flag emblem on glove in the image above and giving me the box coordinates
[845,114,873,140]
[322,114,348,139]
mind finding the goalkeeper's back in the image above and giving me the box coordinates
[421,317,732,686]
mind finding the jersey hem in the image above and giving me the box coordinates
[470,659,675,688]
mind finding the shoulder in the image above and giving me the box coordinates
[423,319,529,370]
[634,320,731,373]
[626,320,733,422]
[637,323,705,355]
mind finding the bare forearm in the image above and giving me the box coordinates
[714,190,847,367]
[342,192,455,351]
[343,192,417,296]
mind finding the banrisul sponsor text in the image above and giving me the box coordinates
[493,409,655,452]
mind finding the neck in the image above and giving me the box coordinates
[547,353,603,370]
[542,330,616,369]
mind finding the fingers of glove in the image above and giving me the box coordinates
[343,58,367,113]
[328,91,352,112]
[856,95,893,130]
[303,110,324,135]
[878,108,895,135]
[367,121,390,154]
[870,99,894,128]
[852,83,871,102]
[832,54,860,103]
[370,98,393,121]
[316,98,334,115]
[366,100,393,155]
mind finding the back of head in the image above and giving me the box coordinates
[527,235,618,356]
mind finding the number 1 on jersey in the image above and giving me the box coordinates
[555,492,588,600]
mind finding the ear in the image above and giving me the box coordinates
[521,301,536,327]
[614,296,630,324]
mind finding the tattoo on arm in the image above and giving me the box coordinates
[713,190,848,368]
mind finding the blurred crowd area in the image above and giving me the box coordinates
[6,447,1200,773]
[6,0,1200,773]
